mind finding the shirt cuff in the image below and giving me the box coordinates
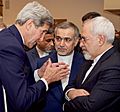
[34,69,41,82]
[40,78,48,91]
[65,88,75,101]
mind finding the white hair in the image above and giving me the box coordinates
[16,1,53,26]
[90,16,115,43]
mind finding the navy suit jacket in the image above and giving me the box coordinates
[0,25,47,112]
[27,47,40,71]
[37,51,84,112]
[64,47,120,112]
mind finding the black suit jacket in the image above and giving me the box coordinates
[37,51,85,112]
[64,47,120,112]
[27,47,39,70]
[0,25,47,112]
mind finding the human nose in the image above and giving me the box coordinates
[79,40,85,47]
[60,40,65,46]
[50,40,54,46]
[40,32,46,41]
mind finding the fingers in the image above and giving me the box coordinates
[42,61,69,84]
[51,62,69,68]
[46,58,52,67]
[68,89,90,99]
[82,89,90,95]
[51,62,61,67]
[59,69,69,77]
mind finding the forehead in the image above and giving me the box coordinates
[56,28,74,37]
[39,23,50,31]
[44,34,54,39]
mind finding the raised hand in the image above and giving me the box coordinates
[39,58,69,84]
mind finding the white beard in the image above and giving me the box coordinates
[83,51,92,60]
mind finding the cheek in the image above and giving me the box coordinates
[86,43,97,54]
[35,30,43,39]
[68,42,75,49]
[54,42,59,48]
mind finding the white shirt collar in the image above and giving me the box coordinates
[57,51,74,90]
[57,51,74,67]
[93,47,112,64]
[15,26,25,44]
[36,46,49,58]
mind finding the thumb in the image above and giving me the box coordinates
[47,58,52,67]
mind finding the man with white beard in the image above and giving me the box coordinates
[64,16,120,112]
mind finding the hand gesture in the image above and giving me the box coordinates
[42,59,69,84]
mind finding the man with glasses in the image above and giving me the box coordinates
[36,21,85,112]
[64,16,120,112]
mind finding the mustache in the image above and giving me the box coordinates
[57,46,66,49]
[57,47,67,51]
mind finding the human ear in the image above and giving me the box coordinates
[25,19,34,31]
[98,35,105,46]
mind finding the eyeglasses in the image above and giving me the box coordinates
[55,36,74,43]
[80,36,89,42]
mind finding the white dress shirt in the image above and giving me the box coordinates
[36,46,49,58]
[34,46,49,90]
[82,47,112,84]
[3,86,7,112]
[34,51,74,91]
[65,47,112,101]
[58,51,74,90]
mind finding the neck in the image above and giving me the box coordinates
[36,46,47,55]
[93,44,113,60]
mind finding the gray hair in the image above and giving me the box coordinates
[15,1,53,27]
[54,21,80,38]
[89,16,115,43]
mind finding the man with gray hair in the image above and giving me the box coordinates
[37,21,84,112]
[0,1,69,112]
[64,16,120,112]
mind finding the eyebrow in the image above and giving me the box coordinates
[55,36,73,38]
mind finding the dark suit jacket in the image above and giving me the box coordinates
[113,37,120,53]
[64,47,120,112]
[27,47,40,70]
[0,25,47,112]
[37,51,85,112]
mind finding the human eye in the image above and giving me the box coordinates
[43,30,48,34]
[80,36,89,42]
[46,39,54,42]
[64,37,72,42]
[80,36,85,41]
[55,36,62,41]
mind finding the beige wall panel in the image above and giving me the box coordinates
[2,0,120,30]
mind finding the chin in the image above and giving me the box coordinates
[58,53,67,56]
[83,52,92,60]
[45,50,52,53]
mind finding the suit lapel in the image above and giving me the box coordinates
[83,47,115,84]
[8,25,23,46]
[49,51,58,63]
[76,60,93,86]
[27,47,39,70]
[8,25,35,84]
[69,51,84,84]
[48,52,64,102]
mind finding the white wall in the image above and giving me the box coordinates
[2,0,120,31]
